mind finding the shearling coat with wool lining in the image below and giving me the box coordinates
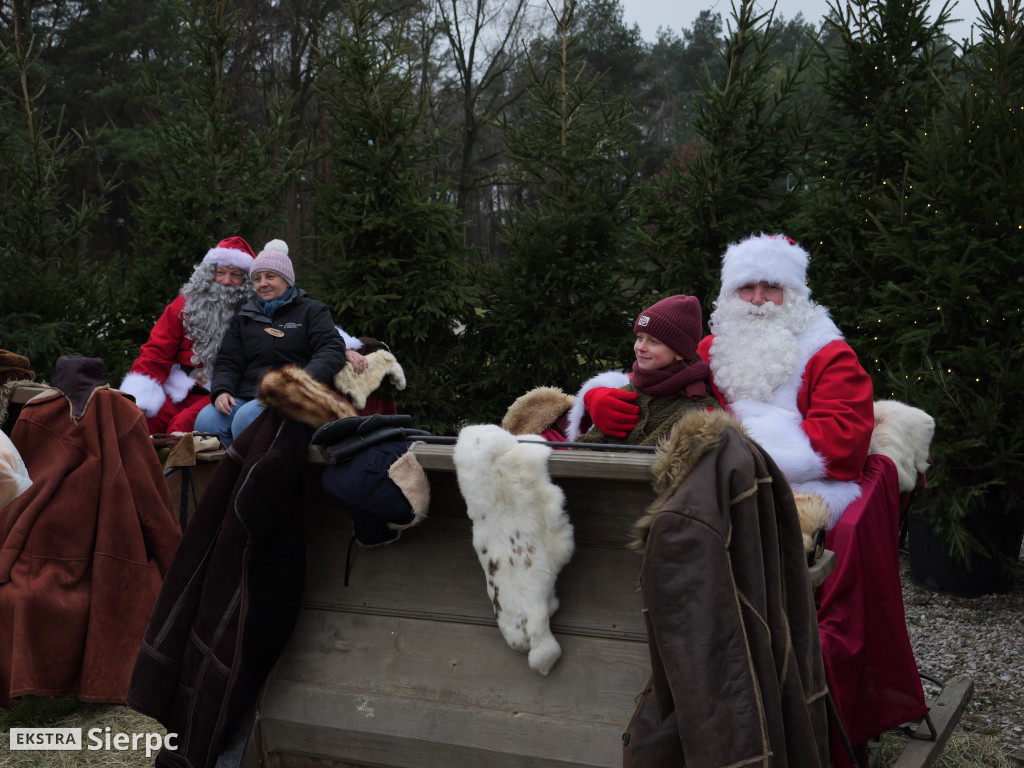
[623,409,829,768]
[0,380,180,707]
[127,409,311,768]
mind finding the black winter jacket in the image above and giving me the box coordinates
[210,288,347,400]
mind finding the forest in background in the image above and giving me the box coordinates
[2,0,1022,560]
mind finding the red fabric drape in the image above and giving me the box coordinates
[816,454,928,763]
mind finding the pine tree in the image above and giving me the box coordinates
[37,0,184,258]
[793,0,955,332]
[861,0,1024,565]
[636,0,816,314]
[311,0,477,434]
[461,0,642,422]
[124,0,304,364]
[0,18,123,378]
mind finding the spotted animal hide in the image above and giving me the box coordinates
[453,424,575,675]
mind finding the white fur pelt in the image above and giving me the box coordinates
[453,424,575,675]
[869,400,935,493]
[332,350,407,410]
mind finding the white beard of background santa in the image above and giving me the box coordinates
[699,234,873,530]
[180,265,254,377]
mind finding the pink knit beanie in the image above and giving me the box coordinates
[250,239,295,286]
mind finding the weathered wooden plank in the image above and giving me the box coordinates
[891,674,973,768]
[301,528,646,640]
[412,442,655,482]
[261,683,632,768]
[262,610,649,768]
[306,462,658,546]
[270,611,649,721]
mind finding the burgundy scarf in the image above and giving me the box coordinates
[631,357,711,399]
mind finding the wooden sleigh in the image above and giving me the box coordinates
[1,383,971,768]
[156,431,967,768]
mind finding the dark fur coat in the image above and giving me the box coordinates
[127,409,311,768]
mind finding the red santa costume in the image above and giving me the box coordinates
[119,236,256,434]
[697,234,874,528]
[700,234,926,765]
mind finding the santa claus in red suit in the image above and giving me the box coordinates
[119,236,257,434]
[702,237,929,765]
[697,233,874,530]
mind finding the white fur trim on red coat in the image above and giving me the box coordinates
[791,478,862,529]
[565,370,631,441]
[119,371,166,418]
[335,326,363,351]
[729,396,862,527]
[454,425,574,675]
[728,398,825,484]
[163,364,194,404]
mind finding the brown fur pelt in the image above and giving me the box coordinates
[258,366,358,429]
[631,409,741,549]
[0,378,40,431]
[332,350,406,411]
[793,492,830,555]
[500,386,575,436]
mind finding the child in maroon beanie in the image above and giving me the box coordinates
[566,294,720,446]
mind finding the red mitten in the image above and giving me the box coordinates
[583,387,639,438]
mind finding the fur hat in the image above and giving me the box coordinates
[0,350,34,386]
[251,239,295,286]
[201,236,256,271]
[501,386,575,436]
[718,233,811,302]
[634,294,703,359]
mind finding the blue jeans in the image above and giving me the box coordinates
[194,398,264,448]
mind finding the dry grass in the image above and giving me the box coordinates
[1,695,163,767]
[3,694,1019,767]
[877,730,1017,768]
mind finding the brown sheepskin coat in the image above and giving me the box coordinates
[623,409,830,767]
[0,384,181,706]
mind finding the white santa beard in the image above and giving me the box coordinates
[708,295,813,403]
[182,271,253,369]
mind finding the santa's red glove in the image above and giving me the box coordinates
[583,387,640,438]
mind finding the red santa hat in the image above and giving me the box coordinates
[201,235,256,271]
[718,233,811,302]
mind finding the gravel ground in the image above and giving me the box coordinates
[899,542,1024,759]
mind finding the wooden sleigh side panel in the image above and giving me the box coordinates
[252,444,658,768]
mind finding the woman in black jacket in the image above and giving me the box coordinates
[195,239,353,446]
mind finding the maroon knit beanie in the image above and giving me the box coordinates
[633,295,703,359]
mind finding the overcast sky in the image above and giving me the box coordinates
[618,0,978,44]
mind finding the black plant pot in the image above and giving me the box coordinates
[908,510,1024,597]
